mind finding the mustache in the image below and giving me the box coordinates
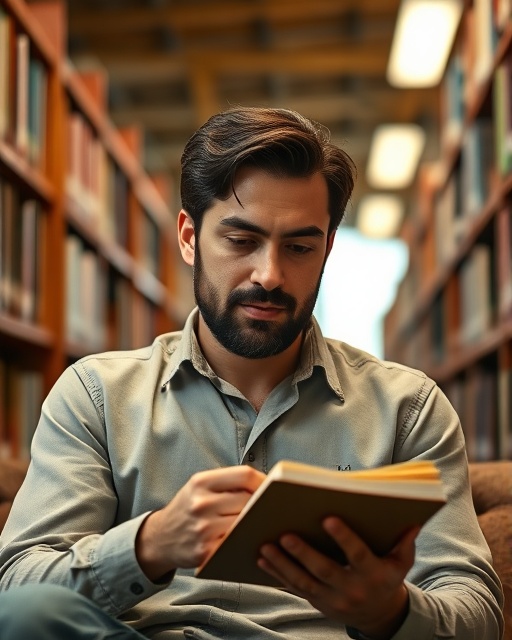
[227,287,297,312]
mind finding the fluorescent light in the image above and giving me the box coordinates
[387,0,463,87]
[357,195,404,238]
[367,124,426,189]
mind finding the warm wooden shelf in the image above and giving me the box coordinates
[392,174,512,346]
[0,314,54,350]
[384,8,512,461]
[426,317,512,383]
[4,0,59,66]
[0,0,187,459]
[0,140,54,203]
[132,266,166,306]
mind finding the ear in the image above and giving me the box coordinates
[177,209,196,267]
[325,230,336,260]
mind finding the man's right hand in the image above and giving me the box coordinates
[135,465,266,582]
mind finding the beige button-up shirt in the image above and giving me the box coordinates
[0,309,504,639]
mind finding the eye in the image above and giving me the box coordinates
[226,236,256,248]
[288,244,314,255]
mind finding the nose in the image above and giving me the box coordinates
[250,246,285,291]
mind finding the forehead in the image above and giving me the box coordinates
[204,167,331,234]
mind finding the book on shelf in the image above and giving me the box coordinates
[497,205,512,319]
[474,365,498,461]
[493,54,512,176]
[15,32,30,156]
[5,364,44,459]
[473,0,498,86]
[65,233,107,350]
[461,118,494,218]
[496,0,512,30]
[459,244,494,345]
[0,178,43,321]
[498,354,512,460]
[441,50,464,151]
[0,6,12,140]
[195,459,446,587]
[27,55,47,168]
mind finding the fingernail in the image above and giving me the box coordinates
[281,535,297,550]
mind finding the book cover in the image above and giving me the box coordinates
[15,33,29,156]
[0,7,11,140]
[196,460,446,587]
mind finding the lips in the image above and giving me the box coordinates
[239,303,286,319]
[242,303,285,311]
[227,287,297,315]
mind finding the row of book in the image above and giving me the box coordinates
[0,177,43,323]
[67,110,129,248]
[66,234,107,350]
[434,115,495,269]
[494,53,512,176]
[389,332,512,463]
[66,233,159,352]
[391,241,500,366]
[0,6,47,168]
[441,1,512,153]
[443,358,512,462]
[108,277,158,351]
[0,360,44,460]
[459,242,496,346]
[385,1,512,464]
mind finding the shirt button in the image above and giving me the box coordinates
[130,582,144,595]
[248,452,255,462]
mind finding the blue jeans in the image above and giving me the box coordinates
[0,584,147,639]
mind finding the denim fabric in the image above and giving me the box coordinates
[0,309,504,639]
[0,584,146,639]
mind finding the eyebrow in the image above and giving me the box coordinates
[219,216,325,239]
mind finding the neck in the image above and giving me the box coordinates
[196,315,304,411]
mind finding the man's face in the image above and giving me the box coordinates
[181,167,333,359]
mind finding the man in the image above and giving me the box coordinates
[0,107,504,639]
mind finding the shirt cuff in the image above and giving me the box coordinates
[388,582,436,640]
[346,582,435,640]
[89,511,172,615]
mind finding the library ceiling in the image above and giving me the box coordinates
[62,0,440,222]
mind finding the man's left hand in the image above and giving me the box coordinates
[258,517,420,640]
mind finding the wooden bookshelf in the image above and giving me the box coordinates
[384,0,512,462]
[0,0,187,459]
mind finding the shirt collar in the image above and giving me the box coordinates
[293,315,345,402]
[160,307,345,402]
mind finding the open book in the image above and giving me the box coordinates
[196,459,447,586]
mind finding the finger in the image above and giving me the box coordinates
[323,517,376,572]
[213,490,259,516]
[259,542,325,598]
[192,466,266,493]
[278,533,342,587]
[389,526,420,569]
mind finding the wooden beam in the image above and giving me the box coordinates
[188,67,220,127]
[69,0,400,36]
[88,45,390,84]
[110,89,422,133]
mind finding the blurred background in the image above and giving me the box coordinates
[60,0,462,355]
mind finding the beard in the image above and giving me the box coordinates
[193,246,323,359]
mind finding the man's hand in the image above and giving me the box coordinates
[136,465,266,582]
[258,517,420,640]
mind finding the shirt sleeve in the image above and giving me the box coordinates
[389,382,504,639]
[0,365,169,616]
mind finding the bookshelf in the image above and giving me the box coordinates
[384,0,512,462]
[0,0,187,459]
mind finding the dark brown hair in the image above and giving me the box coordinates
[180,106,356,234]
